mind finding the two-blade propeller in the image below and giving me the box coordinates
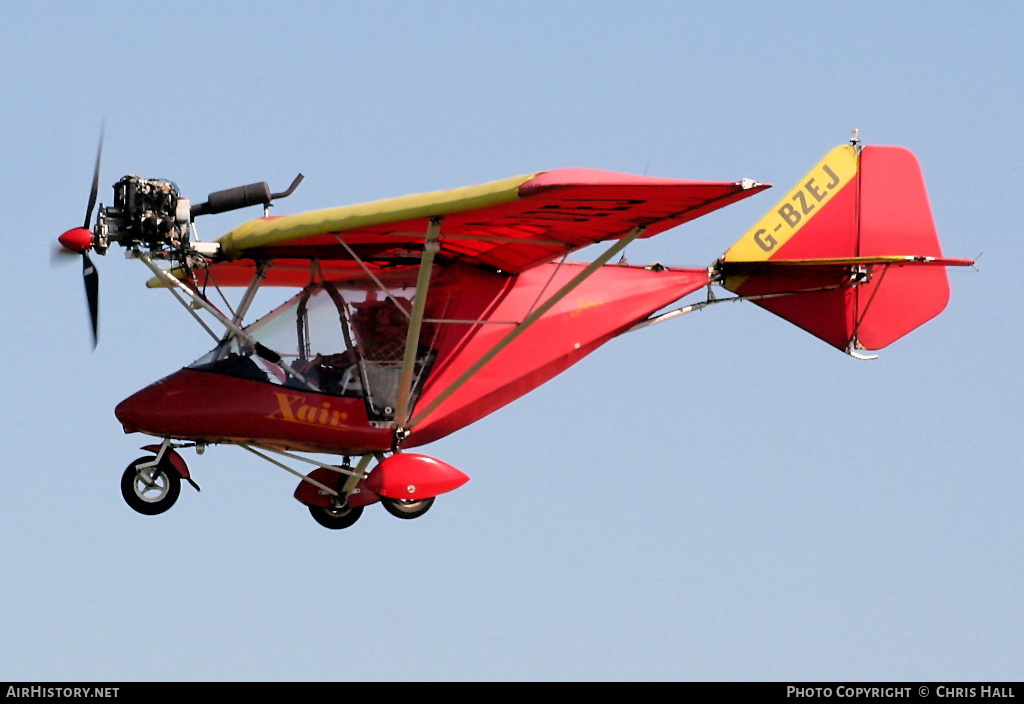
[57,130,103,347]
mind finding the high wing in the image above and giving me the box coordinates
[179,168,768,287]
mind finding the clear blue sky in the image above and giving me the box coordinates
[2,1,1020,681]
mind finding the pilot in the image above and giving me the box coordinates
[352,299,411,361]
[293,352,352,394]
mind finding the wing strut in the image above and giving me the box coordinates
[394,218,442,430]
[406,226,646,431]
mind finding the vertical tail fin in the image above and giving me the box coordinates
[716,143,972,353]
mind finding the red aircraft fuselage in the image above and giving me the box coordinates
[115,261,710,452]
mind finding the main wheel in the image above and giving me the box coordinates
[308,502,363,530]
[381,496,435,520]
[121,457,181,516]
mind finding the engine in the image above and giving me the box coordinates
[90,172,303,262]
[94,175,191,255]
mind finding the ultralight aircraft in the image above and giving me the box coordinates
[55,132,972,529]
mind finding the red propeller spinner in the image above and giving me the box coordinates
[57,227,94,254]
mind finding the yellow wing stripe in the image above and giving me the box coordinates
[723,145,858,263]
[216,172,539,259]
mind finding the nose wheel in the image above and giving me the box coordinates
[121,457,181,515]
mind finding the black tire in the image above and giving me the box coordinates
[121,457,181,516]
[308,503,363,530]
[381,496,435,520]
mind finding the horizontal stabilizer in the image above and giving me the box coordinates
[719,144,969,352]
[722,255,974,269]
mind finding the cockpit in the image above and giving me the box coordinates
[189,281,441,423]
